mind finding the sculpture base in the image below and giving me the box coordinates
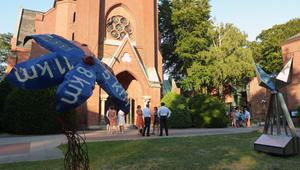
[254,134,299,156]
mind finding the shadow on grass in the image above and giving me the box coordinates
[0,132,299,170]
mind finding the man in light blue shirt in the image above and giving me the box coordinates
[158,102,171,136]
[142,104,152,136]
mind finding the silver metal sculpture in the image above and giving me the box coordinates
[253,56,299,155]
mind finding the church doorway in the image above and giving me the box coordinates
[116,71,141,125]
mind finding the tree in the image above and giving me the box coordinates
[159,0,178,79]
[0,32,13,63]
[251,18,300,74]
[182,23,255,99]
[159,0,212,81]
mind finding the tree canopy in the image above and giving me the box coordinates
[0,32,13,63]
[182,23,254,97]
[159,0,212,81]
[159,0,254,98]
[251,18,300,74]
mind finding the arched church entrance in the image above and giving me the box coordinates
[115,71,142,125]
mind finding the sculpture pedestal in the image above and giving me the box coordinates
[254,134,300,156]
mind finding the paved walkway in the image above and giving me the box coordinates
[0,126,298,164]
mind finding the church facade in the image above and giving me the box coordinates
[8,0,163,129]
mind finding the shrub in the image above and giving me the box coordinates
[296,104,300,124]
[161,92,192,128]
[2,86,77,134]
[296,104,300,114]
[0,78,13,132]
[188,94,228,128]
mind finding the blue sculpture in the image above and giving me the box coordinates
[7,34,129,114]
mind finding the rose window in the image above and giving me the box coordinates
[106,15,133,40]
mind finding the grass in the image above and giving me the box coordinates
[0,132,299,170]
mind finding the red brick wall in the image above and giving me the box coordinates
[10,0,162,127]
[248,78,269,121]
[281,39,300,110]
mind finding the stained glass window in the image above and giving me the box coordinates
[125,26,132,34]
[120,17,128,25]
[112,16,119,24]
[107,23,113,31]
[116,24,123,31]
[120,32,126,39]
[111,31,119,38]
[106,15,133,40]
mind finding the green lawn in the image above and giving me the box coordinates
[0,132,299,170]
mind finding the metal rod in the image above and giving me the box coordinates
[264,95,273,134]
[278,92,297,137]
[274,93,281,135]
[283,114,288,135]
[270,97,274,135]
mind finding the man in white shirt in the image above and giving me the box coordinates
[142,104,152,136]
[157,102,171,136]
[245,108,251,128]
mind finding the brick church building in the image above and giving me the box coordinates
[8,0,163,129]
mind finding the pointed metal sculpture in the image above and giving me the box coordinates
[253,56,299,155]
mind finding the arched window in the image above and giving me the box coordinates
[106,15,132,40]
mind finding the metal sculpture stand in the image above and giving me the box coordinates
[58,114,90,170]
[64,130,89,170]
[253,56,299,155]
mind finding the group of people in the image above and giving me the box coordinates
[105,102,172,136]
[105,105,126,134]
[230,107,251,128]
[136,102,172,136]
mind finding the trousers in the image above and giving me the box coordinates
[159,116,168,136]
[143,117,151,136]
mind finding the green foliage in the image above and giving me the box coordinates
[182,23,254,98]
[0,32,13,63]
[159,0,212,81]
[0,78,13,131]
[296,105,300,123]
[161,92,228,128]
[251,18,300,74]
[2,86,77,134]
[1,132,300,169]
[296,104,300,113]
[188,94,228,128]
[159,0,180,79]
[161,92,192,128]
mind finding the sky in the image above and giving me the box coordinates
[0,0,299,42]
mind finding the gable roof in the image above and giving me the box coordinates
[13,8,43,49]
[105,35,161,88]
[281,32,300,45]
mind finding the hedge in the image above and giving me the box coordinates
[161,92,192,128]
[0,78,13,132]
[161,92,228,128]
[188,94,229,128]
[2,86,77,134]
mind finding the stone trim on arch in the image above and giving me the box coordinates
[105,35,160,88]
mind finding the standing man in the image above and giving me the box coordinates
[245,107,251,128]
[142,104,151,136]
[158,102,171,136]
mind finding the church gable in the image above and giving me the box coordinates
[107,36,150,87]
